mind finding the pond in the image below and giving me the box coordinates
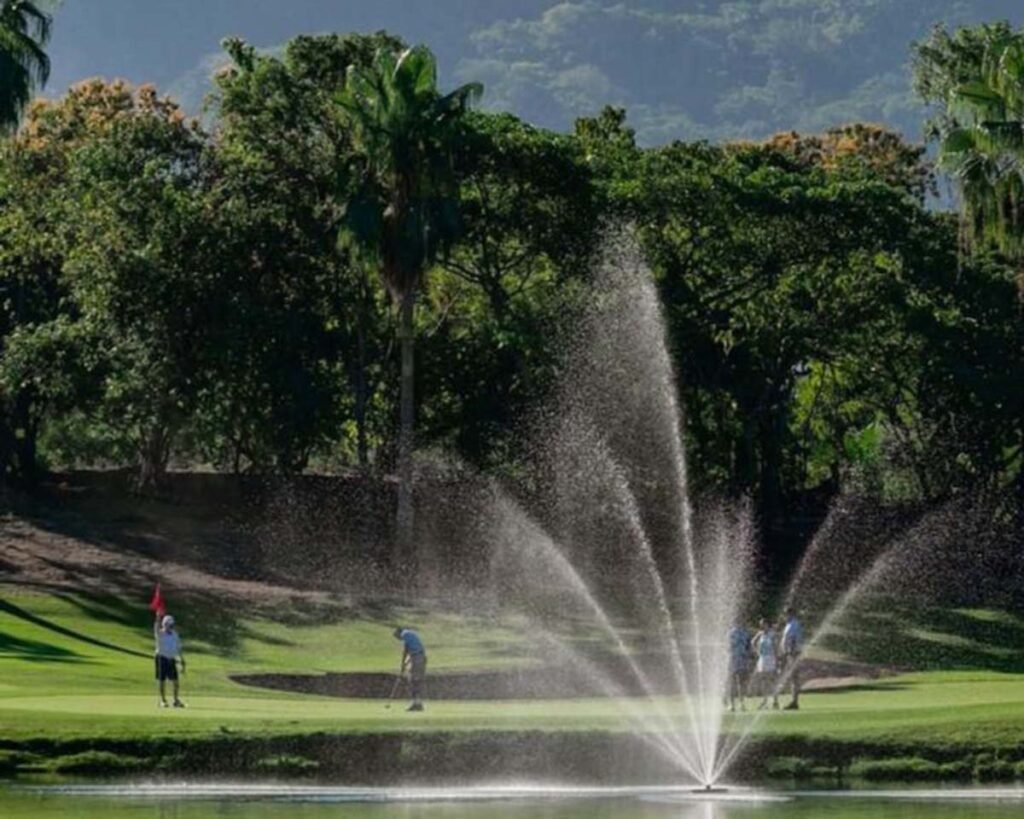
[3,784,1024,819]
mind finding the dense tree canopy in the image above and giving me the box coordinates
[0,30,1018,565]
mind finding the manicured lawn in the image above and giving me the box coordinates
[3,587,1024,750]
[4,675,1024,748]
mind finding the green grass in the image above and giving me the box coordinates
[3,587,1024,755]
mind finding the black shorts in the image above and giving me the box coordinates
[155,655,178,681]
[730,660,751,678]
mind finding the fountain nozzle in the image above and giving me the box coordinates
[689,783,728,794]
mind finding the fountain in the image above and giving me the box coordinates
[474,233,967,789]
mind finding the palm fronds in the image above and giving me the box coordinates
[336,44,482,299]
[939,32,1024,266]
[0,0,53,131]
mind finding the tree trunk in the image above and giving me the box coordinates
[14,421,38,488]
[12,392,39,489]
[137,424,171,494]
[0,418,13,486]
[395,289,416,579]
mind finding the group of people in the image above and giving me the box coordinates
[151,614,429,712]
[153,606,803,715]
[727,608,803,712]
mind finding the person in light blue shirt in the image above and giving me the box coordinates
[393,627,427,711]
[780,608,804,710]
[727,623,752,712]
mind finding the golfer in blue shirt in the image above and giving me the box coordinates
[727,622,752,712]
[781,608,804,710]
[394,627,427,711]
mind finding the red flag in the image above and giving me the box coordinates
[148,583,166,616]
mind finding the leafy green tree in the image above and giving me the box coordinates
[336,45,481,558]
[573,105,642,218]
[209,34,401,472]
[30,80,215,489]
[761,124,935,203]
[626,139,937,544]
[0,0,52,131]
[416,111,598,462]
[448,112,596,320]
[0,121,75,482]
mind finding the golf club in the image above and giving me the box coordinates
[383,671,405,709]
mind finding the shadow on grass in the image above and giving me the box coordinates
[53,590,309,659]
[808,682,915,695]
[0,598,149,658]
[0,631,84,662]
[819,602,1024,673]
[54,591,145,629]
[50,590,275,657]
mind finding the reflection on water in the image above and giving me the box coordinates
[3,785,1024,819]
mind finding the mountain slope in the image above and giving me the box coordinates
[45,1,1024,144]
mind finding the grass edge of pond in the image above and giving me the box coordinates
[4,732,1024,785]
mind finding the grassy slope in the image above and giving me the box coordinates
[3,589,1024,750]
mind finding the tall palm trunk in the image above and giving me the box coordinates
[396,288,416,575]
[354,280,371,470]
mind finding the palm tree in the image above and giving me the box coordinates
[937,32,1024,293]
[337,45,481,570]
[0,0,53,131]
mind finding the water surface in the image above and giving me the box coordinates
[4,784,1024,818]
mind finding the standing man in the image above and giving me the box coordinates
[780,607,804,710]
[726,621,752,712]
[393,626,427,712]
[154,613,186,708]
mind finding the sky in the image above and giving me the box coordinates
[46,1,534,93]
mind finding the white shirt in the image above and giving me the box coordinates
[157,631,181,659]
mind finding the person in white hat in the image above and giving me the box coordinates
[154,613,186,708]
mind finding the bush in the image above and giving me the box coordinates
[974,753,1015,782]
[49,751,148,775]
[154,753,189,773]
[0,750,41,775]
[850,756,944,782]
[252,755,319,776]
[938,759,973,780]
[765,756,814,778]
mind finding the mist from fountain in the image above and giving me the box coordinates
[711,503,961,781]
[473,234,976,788]
[479,235,756,786]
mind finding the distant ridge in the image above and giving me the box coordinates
[45,0,1024,145]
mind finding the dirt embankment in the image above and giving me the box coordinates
[0,471,395,608]
[0,468,498,604]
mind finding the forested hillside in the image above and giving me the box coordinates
[112,0,1024,144]
[458,0,1024,143]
